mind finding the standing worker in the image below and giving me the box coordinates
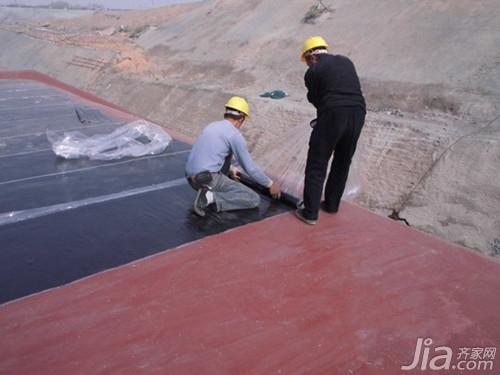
[186,96,281,216]
[295,36,366,225]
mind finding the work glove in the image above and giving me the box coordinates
[309,118,317,128]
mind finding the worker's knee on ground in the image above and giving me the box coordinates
[211,185,260,211]
[248,189,261,208]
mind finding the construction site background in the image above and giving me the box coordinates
[0,0,499,256]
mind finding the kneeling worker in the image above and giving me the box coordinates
[185,96,281,216]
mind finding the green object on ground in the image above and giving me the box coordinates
[260,90,287,99]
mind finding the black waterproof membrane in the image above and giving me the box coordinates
[0,80,290,303]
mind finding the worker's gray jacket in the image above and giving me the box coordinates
[185,120,272,187]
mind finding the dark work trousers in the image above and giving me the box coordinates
[303,108,365,220]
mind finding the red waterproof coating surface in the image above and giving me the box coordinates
[1,204,499,374]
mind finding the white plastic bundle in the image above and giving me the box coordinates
[47,120,172,160]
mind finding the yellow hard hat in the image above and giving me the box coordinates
[301,36,329,61]
[225,96,250,117]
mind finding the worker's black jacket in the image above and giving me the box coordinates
[304,54,366,113]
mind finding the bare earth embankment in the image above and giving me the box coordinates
[1,0,499,256]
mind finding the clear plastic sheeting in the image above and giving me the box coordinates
[47,120,172,160]
[255,121,364,202]
[0,178,187,226]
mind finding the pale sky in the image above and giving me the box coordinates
[0,0,201,9]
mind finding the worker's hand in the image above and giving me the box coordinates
[269,182,281,200]
[230,166,241,181]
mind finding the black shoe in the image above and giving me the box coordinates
[320,201,338,214]
[295,208,317,225]
[193,188,209,217]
